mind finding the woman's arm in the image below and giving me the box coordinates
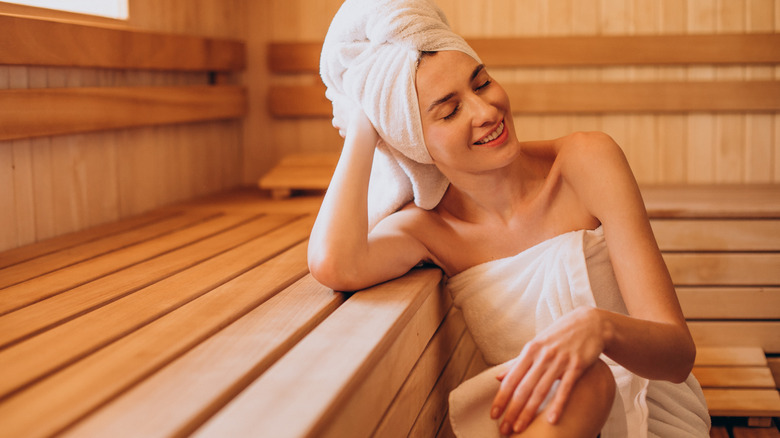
[307,108,430,291]
[490,132,695,434]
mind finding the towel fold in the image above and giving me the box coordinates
[320,0,481,228]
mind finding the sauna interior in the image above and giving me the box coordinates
[1,1,779,437]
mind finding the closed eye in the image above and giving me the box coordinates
[476,79,492,91]
[443,104,460,120]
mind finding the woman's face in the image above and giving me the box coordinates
[416,50,518,174]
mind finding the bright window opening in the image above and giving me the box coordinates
[3,0,128,19]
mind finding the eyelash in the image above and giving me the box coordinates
[442,79,492,121]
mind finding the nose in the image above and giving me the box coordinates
[469,93,499,127]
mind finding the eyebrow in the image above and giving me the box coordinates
[426,64,486,113]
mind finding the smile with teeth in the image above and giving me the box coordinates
[475,121,504,145]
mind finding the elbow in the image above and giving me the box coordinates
[307,249,365,292]
[670,335,697,384]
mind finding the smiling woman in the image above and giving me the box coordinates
[1,0,128,19]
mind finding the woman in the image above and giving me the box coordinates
[310,1,710,436]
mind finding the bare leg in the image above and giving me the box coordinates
[512,359,616,438]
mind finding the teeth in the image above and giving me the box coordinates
[476,121,504,145]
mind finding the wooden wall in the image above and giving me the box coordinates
[260,0,779,186]
[0,0,248,252]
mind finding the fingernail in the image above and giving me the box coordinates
[500,422,511,435]
[513,419,526,433]
[548,411,557,424]
[491,406,501,418]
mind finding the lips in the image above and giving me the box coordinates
[474,120,506,146]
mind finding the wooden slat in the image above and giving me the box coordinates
[702,388,780,417]
[694,347,768,367]
[372,309,467,438]
[61,273,342,438]
[0,210,216,292]
[0,14,245,71]
[0,85,247,141]
[0,209,178,269]
[664,253,780,286]
[642,185,780,219]
[192,268,445,438]
[268,81,780,117]
[0,216,314,399]
[0,241,311,438]
[732,426,780,438]
[268,34,780,73]
[651,219,780,251]
[693,366,777,389]
[678,287,780,320]
[710,426,731,438]
[0,215,295,348]
[690,322,780,354]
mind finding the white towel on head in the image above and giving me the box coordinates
[320,0,481,228]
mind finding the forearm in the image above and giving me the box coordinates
[598,308,695,383]
[308,122,379,288]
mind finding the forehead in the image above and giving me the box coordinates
[415,51,482,99]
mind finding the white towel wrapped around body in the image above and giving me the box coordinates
[320,0,481,228]
[446,227,711,437]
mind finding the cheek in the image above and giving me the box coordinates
[424,124,468,162]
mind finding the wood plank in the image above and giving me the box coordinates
[61,273,343,438]
[702,388,780,417]
[372,309,467,438]
[0,241,311,438]
[0,208,178,269]
[0,215,297,348]
[732,426,780,438]
[664,253,780,286]
[269,81,780,117]
[0,85,247,141]
[710,426,731,438]
[268,34,780,73]
[651,219,780,251]
[0,216,314,399]
[0,14,245,71]
[191,268,444,438]
[693,366,777,389]
[641,185,780,219]
[769,358,780,390]
[0,210,216,292]
[690,322,780,354]
[694,347,767,367]
[408,334,478,438]
[678,287,780,320]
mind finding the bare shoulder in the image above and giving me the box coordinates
[554,131,641,220]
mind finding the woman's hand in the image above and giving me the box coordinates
[490,306,610,435]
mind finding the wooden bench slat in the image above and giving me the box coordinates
[0,85,247,141]
[664,253,780,286]
[0,213,247,315]
[732,426,780,438]
[191,268,444,438]
[690,322,780,354]
[642,185,780,219]
[0,209,179,269]
[678,287,780,320]
[0,210,217,293]
[268,34,780,73]
[693,366,777,389]
[652,219,780,251]
[710,426,731,438]
[695,347,768,367]
[0,241,310,438]
[407,333,478,438]
[269,81,780,117]
[61,254,329,438]
[0,14,245,71]
[0,216,314,399]
[0,214,296,348]
[702,388,780,417]
[372,308,467,438]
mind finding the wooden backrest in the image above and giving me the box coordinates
[267,34,780,117]
[0,14,247,141]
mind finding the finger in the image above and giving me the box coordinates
[512,366,565,433]
[495,359,517,381]
[545,368,580,425]
[490,356,533,419]
[498,359,553,432]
